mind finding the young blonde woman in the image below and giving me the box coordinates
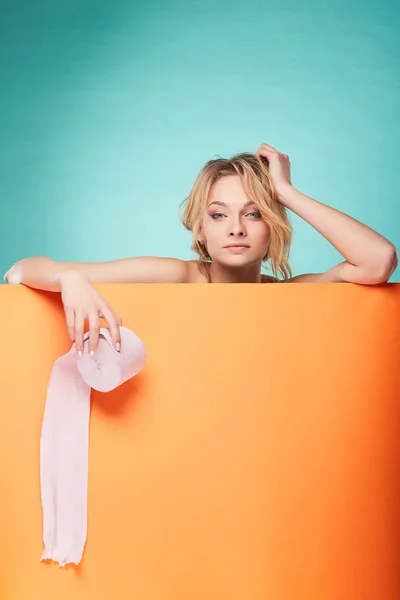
[4,142,398,355]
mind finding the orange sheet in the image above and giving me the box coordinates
[1,282,400,600]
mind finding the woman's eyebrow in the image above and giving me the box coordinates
[208,200,256,208]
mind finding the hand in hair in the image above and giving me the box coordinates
[255,143,292,196]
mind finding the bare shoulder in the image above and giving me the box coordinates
[186,260,209,283]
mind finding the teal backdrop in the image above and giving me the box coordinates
[1,0,399,280]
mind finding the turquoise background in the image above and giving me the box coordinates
[1,0,399,280]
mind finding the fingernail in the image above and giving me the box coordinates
[78,350,82,358]
[116,342,121,352]
[90,350,94,357]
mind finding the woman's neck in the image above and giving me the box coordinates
[206,261,263,283]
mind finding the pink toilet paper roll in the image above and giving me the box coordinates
[39,326,146,567]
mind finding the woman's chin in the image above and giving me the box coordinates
[216,255,261,269]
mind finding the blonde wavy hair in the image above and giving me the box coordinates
[179,152,293,282]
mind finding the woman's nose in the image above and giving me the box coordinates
[229,222,246,236]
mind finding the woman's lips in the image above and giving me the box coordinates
[224,245,250,251]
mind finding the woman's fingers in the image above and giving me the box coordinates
[99,310,122,325]
[256,142,279,159]
[74,311,85,355]
[88,310,100,354]
[101,305,122,351]
[65,304,122,356]
[64,306,76,342]
[260,142,277,152]
[98,307,122,350]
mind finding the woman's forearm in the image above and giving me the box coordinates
[3,257,77,292]
[277,185,397,273]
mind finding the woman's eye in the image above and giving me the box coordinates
[210,211,261,219]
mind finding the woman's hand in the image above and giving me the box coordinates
[59,270,122,356]
[255,142,293,197]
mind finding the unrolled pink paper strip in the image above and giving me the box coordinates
[40,326,146,567]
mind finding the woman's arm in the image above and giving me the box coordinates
[3,255,190,291]
[255,143,398,283]
[277,184,397,282]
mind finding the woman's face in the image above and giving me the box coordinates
[199,175,270,267]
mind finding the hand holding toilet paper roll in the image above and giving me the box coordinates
[59,269,123,355]
[40,326,146,567]
[77,326,146,391]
